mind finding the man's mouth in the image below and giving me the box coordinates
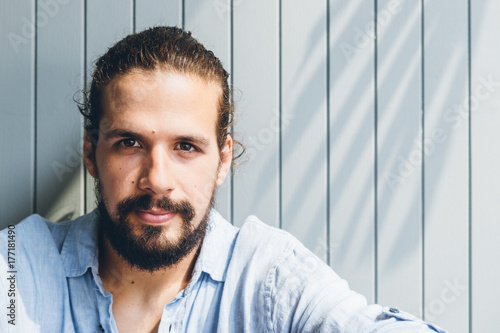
[135,208,177,225]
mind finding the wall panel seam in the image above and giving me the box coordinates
[33,0,38,215]
[374,0,379,304]
[83,0,88,214]
[133,0,136,33]
[181,0,185,30]
[326,0,331,266]
[467,0,472,331]
[230,0,234,225]
[421,0,426,320]
[278,0,282,230]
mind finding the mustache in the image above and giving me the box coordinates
[117,194,196,223]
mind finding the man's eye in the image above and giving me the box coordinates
[176,142,197,152]
[119,138,140,148]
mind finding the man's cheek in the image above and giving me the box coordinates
[101,183,122,215]
[192,185,211,208]
[192,180,215,209]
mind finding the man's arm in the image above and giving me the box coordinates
[268,243,446,332]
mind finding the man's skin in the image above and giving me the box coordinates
[83,69,233,333]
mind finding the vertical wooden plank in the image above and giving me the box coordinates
[0,2,35,229]
[232,0,279,227]
[329,0,375,302]
[281,1,328,261]
[135,0,182,32]
[471,1,500,331]
[377,0,422,314]
[184,0,232,222]
[36,0,84,222]
[85,1,133,213]
[424,0,469,331]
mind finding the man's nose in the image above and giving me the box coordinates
[139,146,175,195]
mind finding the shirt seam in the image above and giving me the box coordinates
[264,243,299,333]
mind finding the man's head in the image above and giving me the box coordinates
[80,27,233,272]
[82,26,234,158]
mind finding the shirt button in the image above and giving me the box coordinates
[389,307,400,313]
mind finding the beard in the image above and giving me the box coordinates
[95,179,215,272]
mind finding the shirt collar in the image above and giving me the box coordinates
[61,211,100,278]
[60,208,239,282]
[192,209,239,282]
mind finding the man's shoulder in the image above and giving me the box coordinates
[0,212,98,282]
[0,214,91,332]
[2,214,54,235]
[1,214,60,253]
[234,215,338,287]
[206,213,308,283]
[227,215,316,279]
[235,215,304,255]
[218,215,337,331]
[0,211,97,287]
[0,212,94,254]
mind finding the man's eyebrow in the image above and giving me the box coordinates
[102,128,146,141]
[175,135,210,148]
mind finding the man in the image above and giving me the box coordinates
[0,27,445,332]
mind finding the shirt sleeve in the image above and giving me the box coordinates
[266,243,447,333]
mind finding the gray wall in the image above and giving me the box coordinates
[1,1,499,332]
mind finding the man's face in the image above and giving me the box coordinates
[84,70,232,271]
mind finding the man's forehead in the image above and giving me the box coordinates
[101,70,221,108]
[98,70,221,139]
[105,71,156,104]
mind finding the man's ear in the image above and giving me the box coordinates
[83,130,97,178]
[216,135,233,186]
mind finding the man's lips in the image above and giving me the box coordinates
[135,209,176,225]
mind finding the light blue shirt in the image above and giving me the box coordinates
[0,210,446,332]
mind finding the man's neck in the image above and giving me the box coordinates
[98,237,201,332]
[98,236,201,301]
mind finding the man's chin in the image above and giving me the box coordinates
[99,208,209,272]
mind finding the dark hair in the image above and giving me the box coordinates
[79,26,242,162]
